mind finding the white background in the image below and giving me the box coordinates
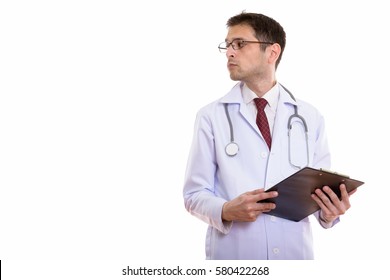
[1,0,389,272]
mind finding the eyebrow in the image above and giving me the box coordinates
[225,37,245,42]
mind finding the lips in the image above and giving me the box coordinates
[227,61,238,69]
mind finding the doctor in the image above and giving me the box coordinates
[183,12,355,260]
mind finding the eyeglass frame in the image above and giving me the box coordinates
[218,39,274,53]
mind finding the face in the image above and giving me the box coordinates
[225,24,271,83]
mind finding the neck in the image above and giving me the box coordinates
[245,79,277,98]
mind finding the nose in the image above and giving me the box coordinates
[226,46,236,58]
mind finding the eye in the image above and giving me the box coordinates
[235,40,246,49]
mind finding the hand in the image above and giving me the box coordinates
[222,189,278,222]
[311,184,357,223]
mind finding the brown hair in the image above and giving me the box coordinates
[227,12,286,69]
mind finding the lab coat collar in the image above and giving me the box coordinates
[219,82,243,104]
[218,82,298,126]
[220,82,297,107]
[278,83,298,107]
[219,82,298,142]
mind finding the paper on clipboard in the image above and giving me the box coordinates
[262,167,364,222]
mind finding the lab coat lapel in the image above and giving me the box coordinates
[220,83,261,136]
[239,102,260,136]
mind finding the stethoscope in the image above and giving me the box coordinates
[224,84,310,169]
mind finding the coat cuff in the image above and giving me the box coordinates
[315,210,339,229]
[212,199,233,234]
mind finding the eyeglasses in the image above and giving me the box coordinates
[218,39,274,53]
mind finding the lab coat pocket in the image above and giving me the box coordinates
[282,218,314,259]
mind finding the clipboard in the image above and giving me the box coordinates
[262,167,365,222]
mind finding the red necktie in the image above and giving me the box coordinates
[254,98,272,150]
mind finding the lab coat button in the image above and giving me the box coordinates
[273,248,280,254]
[270,216,276,221]
[260,152,267,158]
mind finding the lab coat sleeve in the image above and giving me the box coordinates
[313,210,339,229]
[311,113,331,169]
[311,112,340,228]
[183,109,232,234]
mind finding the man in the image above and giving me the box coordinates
[183,12,354,260]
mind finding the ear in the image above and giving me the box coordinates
[267,43,281,65]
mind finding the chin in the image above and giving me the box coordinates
[229,74,241,81]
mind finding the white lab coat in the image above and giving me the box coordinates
[183,82,335,260]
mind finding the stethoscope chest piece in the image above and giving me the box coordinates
[225,142,239,156]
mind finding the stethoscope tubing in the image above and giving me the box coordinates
[224,84,309,169]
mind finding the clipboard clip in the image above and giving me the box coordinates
[319,168,350,178]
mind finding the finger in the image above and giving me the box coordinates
[339,184,349,200]
[311,192,327,210]
[255,190,278,202]
[256,202,276,212]
[340,184,357,199]
[338,185,352,211]
[313,188,338,212]
[320,186,351,214]
[334,184,352,209]
[311,193,334,219]
[247,188,265,195]
[322,186,342,205]
[312,185,353,220]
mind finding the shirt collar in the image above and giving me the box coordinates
[242,82,280,111]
